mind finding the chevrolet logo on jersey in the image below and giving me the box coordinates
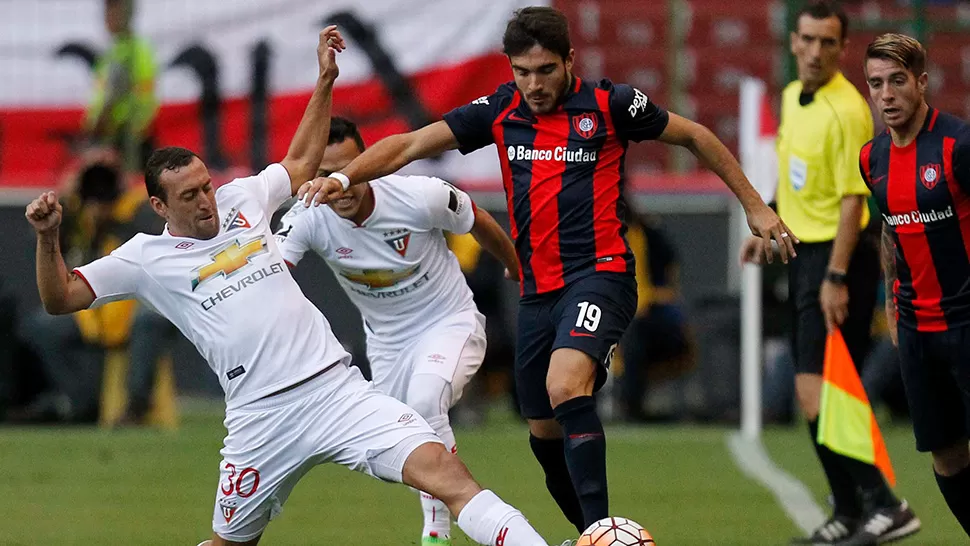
[339,264,420,289]
[192,236,269,291]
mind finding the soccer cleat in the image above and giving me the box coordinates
[789,515,858,544]
[422,532,451,546]
[558,540,578,546]
[839,500,921,545]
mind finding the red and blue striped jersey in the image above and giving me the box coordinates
[443,77,669,296]
[861,107,970,331]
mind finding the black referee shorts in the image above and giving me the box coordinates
[898,325,970,452]
[789,230,880,375]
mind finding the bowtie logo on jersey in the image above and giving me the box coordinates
[383,229,411,257]
[920,164,941,190]
[192,236,269,291]
[573,113,598,139]
[221,207,251,232]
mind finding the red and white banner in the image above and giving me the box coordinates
[0,0,543,189]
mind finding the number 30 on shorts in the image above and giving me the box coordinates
[221,463,261,498]
[575,301,602,332]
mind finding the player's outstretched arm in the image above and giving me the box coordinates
[25,192,95,315]
[298,121,460,207]
[469,207,520,280]
[658,112,798,263]
[281,26,345,196]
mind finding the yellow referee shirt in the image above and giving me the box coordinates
[776,71,873,243]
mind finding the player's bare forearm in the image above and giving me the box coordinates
[469,207,519,275]
[881,222,897,303]
[282,78,335,193]
[342,121,459,186]
[659,114,763,211]
[35,231,74,315]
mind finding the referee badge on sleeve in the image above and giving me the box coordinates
[789,154,808,191]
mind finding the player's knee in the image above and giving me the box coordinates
[546,375,589,408]
[405,375,450,420]
[547,349,597,407]
[933,440,970,476]
[406,391,443,421]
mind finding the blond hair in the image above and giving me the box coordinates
[865,33,926,76]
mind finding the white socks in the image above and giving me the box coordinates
[420,413,456,539]
[456,490,548,546]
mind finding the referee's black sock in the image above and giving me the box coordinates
[554,395,608,530]
[936,463,970,536]
[529,434,585,533]
[842,455,899,512]
[809,419,863,518]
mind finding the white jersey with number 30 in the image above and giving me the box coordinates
[73,164,350,410]
[275,175,478,348]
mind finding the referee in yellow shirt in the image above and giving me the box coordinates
[741,3,918,544]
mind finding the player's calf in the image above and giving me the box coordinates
[407,375,459,544]
[402,442,548,546]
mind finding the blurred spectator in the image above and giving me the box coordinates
[84,0,158,172]
[616,209,694,423]
[14,159,167,424]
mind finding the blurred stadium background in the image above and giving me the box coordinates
[1,0,969,544]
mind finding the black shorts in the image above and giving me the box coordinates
[898,325,970,452]
[515,272,637,419]
[789,232,880,374]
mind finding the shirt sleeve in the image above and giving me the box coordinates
[230,163,293,216]
[420,177,477,234]
[834,101,874,197]
[442,85,511,155]
[72,236,143,308]
[608,82,670,142]
[951,128,970,195]
[274,201,315,267]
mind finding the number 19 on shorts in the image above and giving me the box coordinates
[575,301,601,332]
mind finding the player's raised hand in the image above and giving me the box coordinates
[317,25,345,84]
[746,204,798,264]
[297,176,345,207]
[25,191,63,234]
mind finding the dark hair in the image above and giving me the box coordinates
[329,116,365,152]
[502,6,571,60]
[78,163,121,203]
[145,147,199,201]
[795,1,849,42]
[865,33,927,78]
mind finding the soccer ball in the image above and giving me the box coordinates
[577,517,655,546]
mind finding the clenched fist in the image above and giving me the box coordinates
[25,191,63,235]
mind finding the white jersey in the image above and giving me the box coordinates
[276,175,477,348]
[74,164,350,410]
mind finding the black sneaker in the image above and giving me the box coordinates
[790,515,858,544]
[840,500,921,545]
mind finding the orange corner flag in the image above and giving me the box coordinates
[817,329,896,487]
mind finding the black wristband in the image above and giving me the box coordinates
[826,270,848,285]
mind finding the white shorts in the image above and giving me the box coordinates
[211,363,442,542]
[367,308,486,407]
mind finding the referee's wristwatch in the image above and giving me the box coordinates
[825,270,848,285]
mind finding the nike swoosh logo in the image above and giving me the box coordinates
[569,329,595,338]
[507,111,531,123]
[872,175,887,185]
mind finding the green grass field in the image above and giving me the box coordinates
[0,408,964,545]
